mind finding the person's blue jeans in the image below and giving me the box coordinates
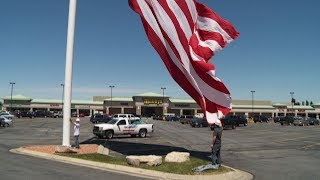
[212,144,221,165]
[74,135,80,148]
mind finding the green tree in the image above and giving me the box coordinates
[310,101,313,106]
[291,98,296,104]
[302,101,305,106]
[306,100,309,106]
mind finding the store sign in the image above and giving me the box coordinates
[143,99,162,105]
[50,104,60,107]
[175,104,190,107]
[75,105,89,109]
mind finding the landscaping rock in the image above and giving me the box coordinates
[126,155,162,166]
[127,157,140,166]
[97,145,109,155]
[55,146,78,153]
[165,151,190,163]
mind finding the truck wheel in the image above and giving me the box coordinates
[4,123,9,127]
[139,129,147,138]
[97,135,103,139]
[232,125,236,129]
[105,130,113,139]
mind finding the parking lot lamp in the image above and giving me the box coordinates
[290,92,294,114]
[109,85,115,114]
[161,87,166,115]
[60,84,64,110]
[9,82,15,112]
[250,90,255,118]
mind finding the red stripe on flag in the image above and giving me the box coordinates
[196,2,239,40]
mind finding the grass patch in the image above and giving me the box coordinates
[58,153,230,175]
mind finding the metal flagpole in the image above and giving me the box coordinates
[63,0,77,146]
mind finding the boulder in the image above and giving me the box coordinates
[97,145,109,155]
[55,146,78,153]
[165,151,190,163]
[127,157,140,166]
[126,155,162,166]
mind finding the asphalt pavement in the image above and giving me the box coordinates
[1,117,320,180]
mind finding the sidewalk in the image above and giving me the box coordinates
[10,147,253,180]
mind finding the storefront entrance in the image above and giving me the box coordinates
[141,107,162,117]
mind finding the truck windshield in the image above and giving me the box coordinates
[107,119,118,124]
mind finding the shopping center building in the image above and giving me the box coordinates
[2,92,320,119]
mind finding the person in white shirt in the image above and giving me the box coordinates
[70,118,80,149]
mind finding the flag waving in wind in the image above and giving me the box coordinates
[129,0,239,125]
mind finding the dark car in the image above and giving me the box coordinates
[293,117,309,126]
[279,116,297,125]
[165,116,179,121]
[274,116,284,123]
[16,111,34,118]
[221,115,248,127]
[190,118,208,128]
[179,115,194,124]
[253,115,269,123]
[33,110,52,118]
[216,116,237,130]
[90,114,112,124]
[306,117,320,125]
[233,115,248,126]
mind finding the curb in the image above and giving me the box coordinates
[10,147,253,180]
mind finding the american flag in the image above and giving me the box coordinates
[129,0,239,125]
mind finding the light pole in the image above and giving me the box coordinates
[60,84,64,111]
[109,85,115,114]
[290,92,294,114]
[161,87,166,115]
[9,82,15,112]
[250,90,255,118]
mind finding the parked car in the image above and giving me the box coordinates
[53,112,63,118]
[253,115,269,123]
[293,117,309,126]
[305,117,320,125]
[279,116,300,125]
[0,117,13,127]
[16,111,34,118]
[233,115,248,126]
[273,116,284,123]
[0,112,15,119]
[33,110,52,118]
[221,115,247,127]
[190,118,208,128]
[165,116,179,121]
[90,114,112,124]
[179,115,194,124]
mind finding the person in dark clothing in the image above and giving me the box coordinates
[211,121,223,167]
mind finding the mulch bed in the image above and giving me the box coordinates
[23,144,99,154]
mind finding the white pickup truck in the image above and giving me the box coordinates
[93,118,154,139]
[112,113,140,121]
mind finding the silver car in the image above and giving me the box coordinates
[293,117,309,126]
[0,117,13,127]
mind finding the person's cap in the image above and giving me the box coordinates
[76,118,80,122]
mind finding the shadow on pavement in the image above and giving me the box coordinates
[81,137,211,161]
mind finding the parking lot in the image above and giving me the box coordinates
[1,117,320,180]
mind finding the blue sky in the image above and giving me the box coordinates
[0,0,319,103]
